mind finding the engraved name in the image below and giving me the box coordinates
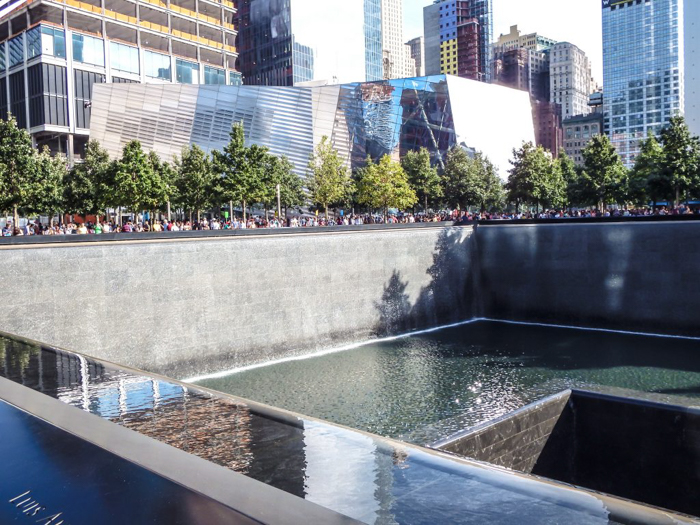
[8,490,70,525]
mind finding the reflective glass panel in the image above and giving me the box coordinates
[0,43,5,72]
[145,50,171,80]
[41,26,66,58]
[204,65,225,84]
[109,41,139,74]
[176,58,199,84]
[73,33,104,67]
[8,34,23,68]
[26,27,41,59]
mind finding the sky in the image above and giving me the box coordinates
[403,0,604,82]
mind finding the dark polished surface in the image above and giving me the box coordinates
[0,332,653,525]
[0,399,260,524]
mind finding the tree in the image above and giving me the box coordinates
[356,155,417,219]
[64,140,112,218]
[307,136,352,220]
[402,148,442,212]
[113,140,165,219]
[659,116,700,207]
[480,155,506,213]
[269,155,306,215]
[0,115,36,226]
[630,132,664,207]
[580,134,627,211]
[442,147,485,210]
[557,149,588,207]
[27,147,66,222]
[505,142,555,212]
[174,144,215,221]
[147,150,175,218]
[213,122,263,221]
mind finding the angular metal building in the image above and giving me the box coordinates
[90,74,534,179]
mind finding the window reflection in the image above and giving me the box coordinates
[110,41,139,75]
[145,50,171,81]
[73,33,104,67]
[204,65,225,85]
[176,58,199,84]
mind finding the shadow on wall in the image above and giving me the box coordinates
[374,227,478,337]
[477,223,700,337]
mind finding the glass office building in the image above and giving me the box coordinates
[89,74,535,180]
[602,0,685,167]
[237,0,383,86]
[0,0,239,161]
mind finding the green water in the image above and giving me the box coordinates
[196,320,700,445]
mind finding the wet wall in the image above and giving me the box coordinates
[0,225,478,378]
[476,221,700,336]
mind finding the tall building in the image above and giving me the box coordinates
[602,0,685,167]
[406,36,424,77]
[0,0,238,161]
[422,0,493,82]
[493,48,550,102]
[562,112,604,166]
[90,75,536,180]
[381,0,414,79]
[492,24,556,54]
[685,0,699,137]
[532,100,563,157]
[237,0,383,86]
[549,42,594,120]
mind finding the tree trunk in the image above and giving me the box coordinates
[675,187,681,208]
[243,200,247,222]
[599,198,604,213]
[196,209,200,222]
[167,201,171,221]
[13,205,18,228]
[324,204,328,221]
[424,195,428,213]
[229,200,234,222]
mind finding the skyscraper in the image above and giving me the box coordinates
[406,36,425,77]
[381,0,414,79]
[602,0,685,167]
[685,0,699,137]
[422,0,493,82]
[0,0,238,161]
[549,42,594,120]
[237,0,383,86]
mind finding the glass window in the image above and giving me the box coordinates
[0,43,5,73]
[176,58,198,84]
[204,65,224,85]
[109,41,139,74]
[144,50,171,80]
[73,33,104,66]
[229,71,242,86]
[41,26,66,58]
[27,27,41,59]
[8,34,23,68]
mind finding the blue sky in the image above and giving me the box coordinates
[403,0,603,81]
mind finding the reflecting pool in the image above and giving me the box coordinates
[196,320,700,445]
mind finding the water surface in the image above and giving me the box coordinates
[197,320,700,444]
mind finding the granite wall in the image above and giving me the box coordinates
[0,225,478,378]
[476,221,700,336]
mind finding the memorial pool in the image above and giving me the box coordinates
[195,320,700,444]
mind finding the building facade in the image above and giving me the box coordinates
[406,36,424,77]
[532,100,563,157]
[492,24,556,54]
[89,75,535,180]
[562,112,604,166]
[0,0,238,161]
[549,42,594,120]
[603,0,685,167]
[685,0,699,137]
[237,0,383,86]
[422,0,492,82]
[380,0,414,79]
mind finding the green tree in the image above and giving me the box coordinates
[213,122,263,221]
[269,154,306,216]
[442,147,485,210]
[480,155,506,213]
[356,155,417,220]
[401,148,442,212]
[64,140,113,218]
[659,116,700,207]
[174,144,215,221]
[581,134,627,211]
[307,136,352,219]
[556,150,588,207]
[505,142,554,212]
[147,150,175,218]
[630,132,665,207]
[0,115,36,226]
[113,140,165,220]
[27,147,66,222]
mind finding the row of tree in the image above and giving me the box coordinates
[2,115,699,223]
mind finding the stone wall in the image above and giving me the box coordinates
[0,225,478,378]
[476,221,700,336]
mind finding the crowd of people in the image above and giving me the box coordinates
[1,206,697,237]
